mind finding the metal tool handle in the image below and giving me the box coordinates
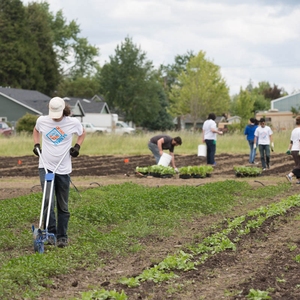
[37,147,70,229]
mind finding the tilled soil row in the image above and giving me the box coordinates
[0,153,295,178]
[97,207,300,300]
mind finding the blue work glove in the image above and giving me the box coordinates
[33,143,41,156]
[70,143,80,157]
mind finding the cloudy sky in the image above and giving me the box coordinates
[22,0,300,96]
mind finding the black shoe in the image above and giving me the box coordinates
[57,237,68,248]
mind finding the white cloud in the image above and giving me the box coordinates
[21,0,300,95]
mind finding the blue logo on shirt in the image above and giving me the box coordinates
[46,127,67,145]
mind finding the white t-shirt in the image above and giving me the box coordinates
[254,126,273,145]
[290,127,300,151]
[203,119,217,140]
[35,116,83,174]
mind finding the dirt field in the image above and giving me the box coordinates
[1,152,300,299]
[0,152,296,198]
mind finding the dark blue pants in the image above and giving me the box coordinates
[258,145,270,169]
[205,140,216,165]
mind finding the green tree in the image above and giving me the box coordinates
[169,51,230,130]
[159,52,194,93]
[55,75,101,98]
[140,89,174,131]
[0,0,35,88]
[99,37,161,125]
[25,2,60,95]
[159,52,194,129]
[235,88,255,128]
[47,7,100,78]
[0,1,99,95]
[242,80,287,113]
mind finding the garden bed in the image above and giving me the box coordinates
[135,165,176,178]
[178,165,213,179]
[234,165,262,177]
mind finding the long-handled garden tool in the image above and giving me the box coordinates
[32,148,69,253]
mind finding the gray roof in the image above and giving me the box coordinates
[0,87,109,116]
[0,87,50,101]
[0,87,51,115]
[63,95,110,114]
[271,92,300,112]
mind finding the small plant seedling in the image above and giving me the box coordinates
[246,288,271,299]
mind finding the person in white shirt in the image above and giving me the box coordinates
[33,97,86,248]
[202,113,223,165]
[285,116,300,183]
[254,118,274,171]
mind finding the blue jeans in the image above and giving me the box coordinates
[205,140,216,165]
[258,145,270,168]
[148,142,160,164]
[39,168,70,240]
[248,140,257,163]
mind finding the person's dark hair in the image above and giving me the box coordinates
[296,116,300,125]
[250,117,256,124]
[174,136,182,145]
[63,103,71,116]
[259,118,265,123]
[254,119,259,125]
[208,113,216,120]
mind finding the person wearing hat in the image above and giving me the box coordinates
[254,118,274,171]
[244,117,258,164]
[148,135,182,172]
[32,97,86,248]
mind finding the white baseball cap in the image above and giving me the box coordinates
[49,97,65,118]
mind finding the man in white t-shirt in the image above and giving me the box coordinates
[33,97,86,248]
[254,118,274,171]
[202,113,223,165]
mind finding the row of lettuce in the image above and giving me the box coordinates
[136,165,261,177]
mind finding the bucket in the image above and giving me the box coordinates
[198,144,207,157]
[158,153,172,167]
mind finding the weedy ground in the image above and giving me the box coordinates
[1,175,300,299]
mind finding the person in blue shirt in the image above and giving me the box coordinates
[244,118,258,164]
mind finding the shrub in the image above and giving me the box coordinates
[16,113,38,133]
